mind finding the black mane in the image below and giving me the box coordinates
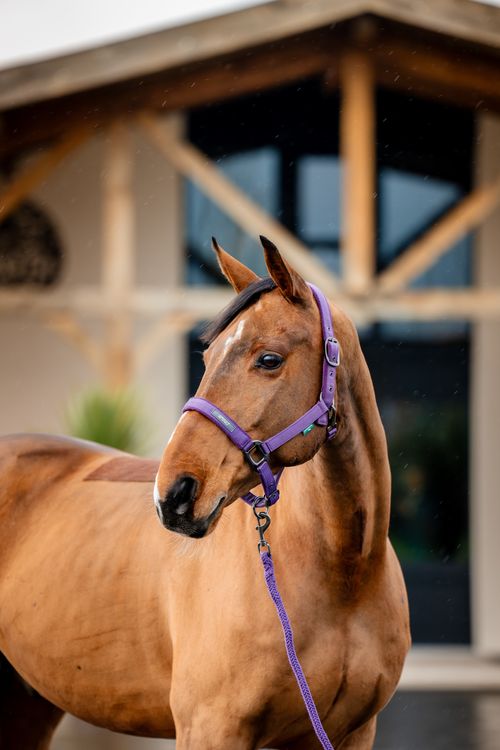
[201,278,277,345]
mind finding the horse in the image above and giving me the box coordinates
[0,237,410,749]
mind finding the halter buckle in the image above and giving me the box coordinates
[244,440,269,469]
[324,337,340,367]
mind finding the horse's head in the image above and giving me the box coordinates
[155,236,342,538]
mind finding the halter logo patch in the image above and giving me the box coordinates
[211,408,236,432]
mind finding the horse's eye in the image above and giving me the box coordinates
[256,352,283,370]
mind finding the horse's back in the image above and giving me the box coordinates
[1,432,110,513]
[0,432,117,473]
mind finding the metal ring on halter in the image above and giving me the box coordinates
[257,539,272,554]
[244,440,269,469]
[252,495,269,511]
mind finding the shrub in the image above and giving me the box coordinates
[65,388,150,455]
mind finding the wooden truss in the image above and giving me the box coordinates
[2,51,500,386]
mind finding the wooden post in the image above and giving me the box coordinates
[101,121,135,389]
[340,50,376,294]
[471,113,500,657]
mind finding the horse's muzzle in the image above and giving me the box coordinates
[156,474,225,538]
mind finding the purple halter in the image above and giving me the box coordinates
[182,283,340,507]
[180,281,339,748]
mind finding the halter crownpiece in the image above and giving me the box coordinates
[182,282,340,507]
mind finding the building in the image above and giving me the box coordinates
[2,0,500,745]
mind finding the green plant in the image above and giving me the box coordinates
[65,387,150,455]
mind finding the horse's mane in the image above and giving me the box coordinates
[201,277,276,345]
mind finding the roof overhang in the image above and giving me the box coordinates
[2,0,500,112]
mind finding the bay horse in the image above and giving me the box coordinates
[0,237,410,749]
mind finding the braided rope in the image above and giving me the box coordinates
[260,551,335,750]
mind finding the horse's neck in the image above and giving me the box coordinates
[280,352,390,571]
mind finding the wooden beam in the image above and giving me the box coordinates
[378,175,500,293]
[0,127,90,224]
[372,34,500,112]
[0,32,333,160]
[0,286,233,317]
[340,50,376,294]
[6,22,500,162]
[370,0,500,50]
[368,289,500,321]
[0,287,105,314]
[0,1,361,111]
[101,121,135,389]
[2,284,500,321]
[4,0,500,115]
[43,311,103,372]
[139,112,340,296]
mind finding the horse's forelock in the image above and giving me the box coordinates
[200,277,276,346]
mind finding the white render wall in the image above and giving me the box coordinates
[0,117,185,458]
[471,112,500,656]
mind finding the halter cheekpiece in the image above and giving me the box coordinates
[182,283,340,508]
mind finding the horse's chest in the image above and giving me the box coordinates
[169,557,407,743]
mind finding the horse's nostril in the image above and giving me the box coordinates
[166,475,198,516]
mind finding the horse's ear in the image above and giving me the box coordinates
[212,237,259,293]
[260,235,310,304]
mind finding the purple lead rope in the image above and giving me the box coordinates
[260,550,335,750]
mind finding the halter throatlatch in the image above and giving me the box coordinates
[182,283,340,508]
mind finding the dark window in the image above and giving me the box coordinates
[296,155,341,275]
[186,147,279,284]
[186,79,473,643]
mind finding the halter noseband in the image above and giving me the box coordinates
[182,283,340,507]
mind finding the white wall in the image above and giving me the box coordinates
[471,112,500,655]
[0,117,185,457]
